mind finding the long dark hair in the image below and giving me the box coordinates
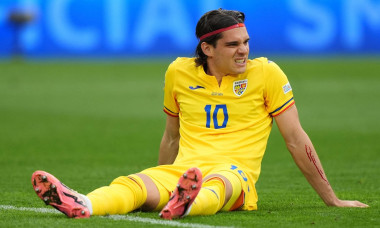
[195,9,245,66]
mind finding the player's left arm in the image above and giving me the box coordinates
[274,104,368,208]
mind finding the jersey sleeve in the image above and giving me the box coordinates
[163,59,179,117]
[264,60,295,117]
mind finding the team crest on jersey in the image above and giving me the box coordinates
[233,79,248,96]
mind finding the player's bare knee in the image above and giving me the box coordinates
[135,173,160,211]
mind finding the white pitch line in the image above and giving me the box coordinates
[0,205,234,228]
[0,205,60,214]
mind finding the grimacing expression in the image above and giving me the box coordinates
[208,27,250,76]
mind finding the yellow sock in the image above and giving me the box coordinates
[87,176,147,215]
[189,177,225,216]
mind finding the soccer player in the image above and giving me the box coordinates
[31,9,368,219]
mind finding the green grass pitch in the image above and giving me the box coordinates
[0,57,379,227]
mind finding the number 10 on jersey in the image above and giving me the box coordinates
[204,104,229,129]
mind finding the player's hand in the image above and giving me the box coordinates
[331,199,369,208]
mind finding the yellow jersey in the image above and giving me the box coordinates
[163,57,295,209]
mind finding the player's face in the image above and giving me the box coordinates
[209,27,250,76]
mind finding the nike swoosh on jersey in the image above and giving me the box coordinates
[189,85,205,90]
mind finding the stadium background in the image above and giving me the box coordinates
[1,0,379,227]
[1,0,380,57]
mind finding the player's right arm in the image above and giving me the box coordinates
[158,115,180,165]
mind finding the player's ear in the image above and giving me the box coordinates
[201,42,213,57]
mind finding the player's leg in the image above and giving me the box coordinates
[86,174,156,215]
[188,170,243,216]
[138,173,171,211]
[32,170,161,217]
[135,173,162,211]
[159,167,202,219]
[158,168,243,219]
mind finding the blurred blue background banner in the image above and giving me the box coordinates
[1,0,380,57]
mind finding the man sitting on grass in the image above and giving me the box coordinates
[31,9,368,219]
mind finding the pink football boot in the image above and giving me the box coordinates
[159,167,202,219]
[31,170,90,218]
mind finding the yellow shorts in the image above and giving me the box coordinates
[139,163,257,211]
